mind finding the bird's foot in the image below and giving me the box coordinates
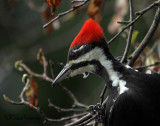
[89,103,105,123]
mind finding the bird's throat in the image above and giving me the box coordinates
[97,48,125,90]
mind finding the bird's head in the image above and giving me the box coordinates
[52,19,112,86]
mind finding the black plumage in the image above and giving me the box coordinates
[104,67,160,126]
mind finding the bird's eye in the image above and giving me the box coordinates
[71,52,77,59]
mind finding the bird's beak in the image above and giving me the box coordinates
[51,64,72,86]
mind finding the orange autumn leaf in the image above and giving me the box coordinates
[25,78,38,107]
[88,0,104,23]
[133,56,143,68]
[42,5,54,34]
[45,0,62,13]
[42,0,61,34]
[37,48,44,65]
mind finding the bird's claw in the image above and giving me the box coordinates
[89,103,105,123]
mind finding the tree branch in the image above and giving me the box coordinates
[58,84,87,108]
[128,7,160,66]
[43,0,90,28]
[133,61,160,70]
[136,1,160,16]
[3,78,88,123]
[72,0,85,3]
[76,114,97,126]
[108,0,160,45]
[18,49,87,108]
[121,0,134,63]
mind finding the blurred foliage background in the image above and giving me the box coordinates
[0,0,159,125]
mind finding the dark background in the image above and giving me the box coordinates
[0,0,156,125]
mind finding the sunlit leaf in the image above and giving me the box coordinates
[131,30,139,43]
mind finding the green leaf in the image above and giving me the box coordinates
[131,30,139,43]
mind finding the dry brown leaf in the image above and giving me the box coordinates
[88,0,105,23]
[37,49,44,65]
[42,0,62,34]
[25,78,38,107]
[133,56,143,68]
[45,0,62,14]
[42,5,54,34]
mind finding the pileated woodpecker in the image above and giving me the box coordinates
[52,19,160,126]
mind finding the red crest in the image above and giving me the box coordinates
[70,19,104,49]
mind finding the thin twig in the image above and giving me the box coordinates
[100,84,107,104]
[121,0,134,63]
[117,21,130,25]
[128,7,160,66]
[49,60,55,78]
[43,0,90,28]
[76,113,97,126]
[19,78,30,102]
[42,55,48,76]
[136,1,160,15]
[46,112,88,122]
[58,84,88,108]
[48,99,86,112]
[65,113,94,126]
[134,61,160,70]
[65,96,109,126]
[3,95,23,105]
[72,0,85,3]
[108,0,160,45]
[108,15,140,45]
[20,63,53,82]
